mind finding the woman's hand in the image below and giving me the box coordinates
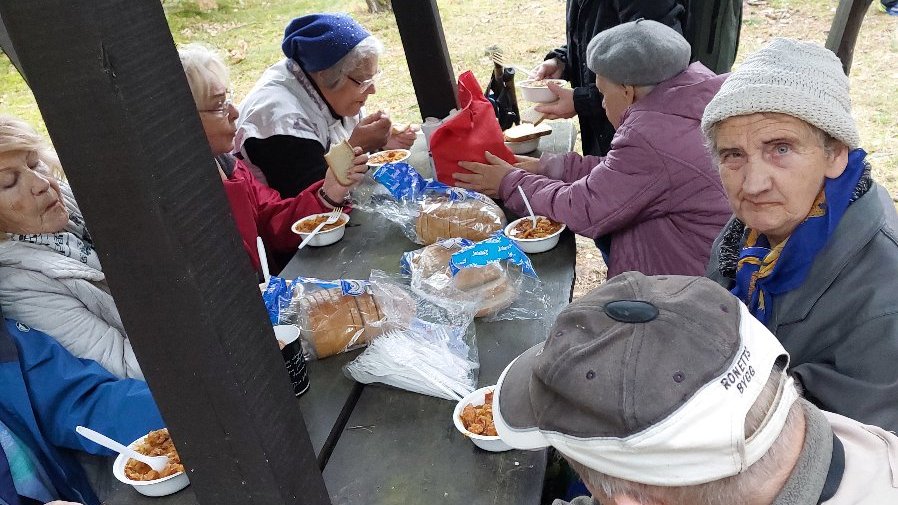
[454,151,515,198]
[321,147,369,207]
[533,57,565,80]
[534,82,575,119]
[384,124,418,150]
[514,155,542,174]
[349,111,391,152]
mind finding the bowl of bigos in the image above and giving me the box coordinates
[291,212,350,247]
[367,148,411,168]
[517,78,568,103]
[504,216,565,254]
[112,428,189,497]
[453,386,512,452]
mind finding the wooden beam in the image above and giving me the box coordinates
[0,1,330,504]
[392,0,459,120]
[826,0,873,75]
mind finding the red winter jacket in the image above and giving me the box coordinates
[222,157,328,273]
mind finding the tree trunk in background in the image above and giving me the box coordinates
[366,0,392,13]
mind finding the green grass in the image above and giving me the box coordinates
[2,0,897,195]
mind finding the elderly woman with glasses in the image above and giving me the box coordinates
[703,38,898,431]
[0,116,143,379]
[179,43,369,273]
[235,13,416,198]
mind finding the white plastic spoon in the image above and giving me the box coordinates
[517,185,538,228]
[256,237,270,284]
[76,426,168,472]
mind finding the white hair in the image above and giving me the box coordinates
[567,366,804,505]
[314,36,384,89]
[0,115,64,180]
[177,43,229,106]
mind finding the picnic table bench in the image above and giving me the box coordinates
[105,122,576,505]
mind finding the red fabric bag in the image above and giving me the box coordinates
[429,71,516,186]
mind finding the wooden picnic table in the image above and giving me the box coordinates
[104,121,576,505]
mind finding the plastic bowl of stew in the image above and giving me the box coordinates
[112,431,189,497]
[504,216,566,254]
[453,386,513,452]
[290,212,350,247]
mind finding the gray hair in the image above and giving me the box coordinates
[705,112,845,164]
[0,115,64,180]
[177,43,229,106]
[314,35,383,89]
[567,366,804,505]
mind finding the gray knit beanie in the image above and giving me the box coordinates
[586,19,691,86]
[701,38,860,149]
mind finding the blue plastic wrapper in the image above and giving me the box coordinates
[449,233,537,278]
[261,276,293,325]
[401,238,474,275]
[373,162,492,205]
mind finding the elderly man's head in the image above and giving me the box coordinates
[494,273,806,505]
[281,13,384,117]
[0,116,69,235]
[586,20,691,128]
[702,39,858,245]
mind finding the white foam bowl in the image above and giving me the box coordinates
[504,216,566,254]
[291,213,349,247]
[453,386,513,452]
[367,149,411,168]
[505,138,540,155]
[518,79,567,103]
[112,435,189,497]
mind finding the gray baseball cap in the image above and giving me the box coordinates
[586,19,691,86]
[493,273,796,486]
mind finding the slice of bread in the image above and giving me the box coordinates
[503,123,552,143]
[324,140,355,185]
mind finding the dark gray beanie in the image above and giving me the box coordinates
[586,19,691,86]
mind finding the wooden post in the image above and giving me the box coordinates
[0,1,330,504]
[826,0,873,75]
[392,0,458,120]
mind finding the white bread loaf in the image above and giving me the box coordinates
[409,242,517,318]
[415,196,506,245]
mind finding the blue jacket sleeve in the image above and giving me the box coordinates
[10,321,165,456]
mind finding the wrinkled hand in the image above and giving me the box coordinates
[349,111,391,152]
[533,58,564,80]
[454,151,515,198]
[384,123,418,150]
[534,82,575,119]
[514,155,541,174]
[322,147,369,205]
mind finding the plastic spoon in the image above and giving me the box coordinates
[517,185,538,228]
[76,426,168,472]
[256,237,270,284]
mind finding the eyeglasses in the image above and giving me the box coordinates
[346,71,382,93]
[198,90,234,116]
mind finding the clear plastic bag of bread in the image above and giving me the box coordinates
[343,270,479,401]
[400,234,549,322]
[357,161,507,245]
[290,277,416,360]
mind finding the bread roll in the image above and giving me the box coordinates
[301,288,384,359]
[415,197,506,245]
[410,242,517,318]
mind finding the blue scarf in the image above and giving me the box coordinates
[732,149,868,324]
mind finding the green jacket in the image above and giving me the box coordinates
[707,184,898,432]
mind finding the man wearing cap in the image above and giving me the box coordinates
[234,13,416,198]
[494,273,898,505]
[457,20,731,278]
[702,38,898,432]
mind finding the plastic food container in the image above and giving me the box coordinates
[453,386,513,452]
[505,138,540,155]
[291,213,350,247]
[504,216,566,254]
[112,435,189,497]
[367,149,411,168]
[517,79,567,103]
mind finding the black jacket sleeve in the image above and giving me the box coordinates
[243,136,328,199]
[614,0,685,34]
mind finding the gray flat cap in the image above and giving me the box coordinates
[586,19,691,86]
